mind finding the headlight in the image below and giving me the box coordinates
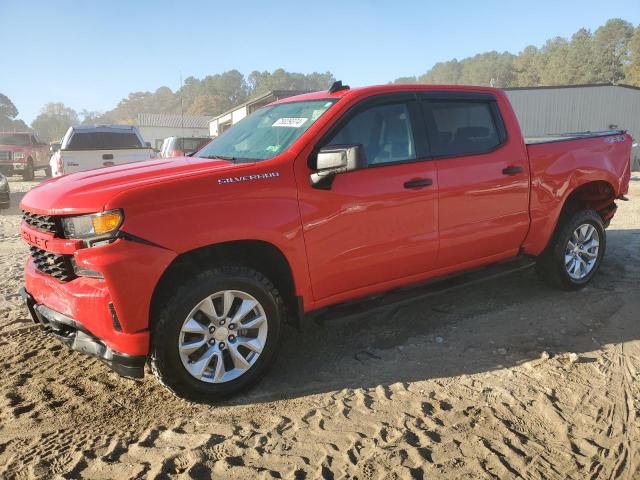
[61,210,123,239]
[13,152,25,160]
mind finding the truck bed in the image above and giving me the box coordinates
[525,130,626,145]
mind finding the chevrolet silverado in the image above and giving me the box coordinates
[19,83,632,400]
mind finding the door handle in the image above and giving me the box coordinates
[102,153,114,160]
[502,165,523,175]
[404,178,433,189]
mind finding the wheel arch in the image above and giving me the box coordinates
[557,180,617,222]
[150,239,301,329]
[526,179,617,257]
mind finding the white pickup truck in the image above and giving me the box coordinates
[51,125,153,176]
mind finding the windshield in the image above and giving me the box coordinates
[0,134,30,146]
[180,137,210,151]
[196,99,336,162]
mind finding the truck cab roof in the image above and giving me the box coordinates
[272,83,504,105]
[68,124,139,133]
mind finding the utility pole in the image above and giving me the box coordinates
[180,71,185,137]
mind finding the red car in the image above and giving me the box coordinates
[0,132,51,180]
[19,83,632,400]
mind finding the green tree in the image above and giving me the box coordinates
[393,76,419,84]
[0,93,29,131]
[513,45,542,86]
[461,52,516,86]
[393,18,638,89]
[419,59,463,84]
[624,26,640,85]
[79,109,104,125]
[31,102,79,142]
[539,37,571,85]
[186,94,226,116]
[248,69,334,95]
[0,93,18,119]
[592,18,634,82]
[565,29,596,83]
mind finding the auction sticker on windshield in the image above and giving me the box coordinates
[272,117,308,128]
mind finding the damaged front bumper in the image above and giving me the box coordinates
[20,287,146,379]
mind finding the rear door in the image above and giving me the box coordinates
[420,92,529,268]
[298,93,439,301]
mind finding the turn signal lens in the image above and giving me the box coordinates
[92,211,122,235]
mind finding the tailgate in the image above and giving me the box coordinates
[62,149,152,173]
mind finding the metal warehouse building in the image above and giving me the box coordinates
[137,113,211,151]
[503,84,640,170]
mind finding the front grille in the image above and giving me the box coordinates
[0,151,10,161]
[29,246,76,282]
[22,211,60,235]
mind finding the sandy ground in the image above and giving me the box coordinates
[0,173,639,479]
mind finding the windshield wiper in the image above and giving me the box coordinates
[198,154,236,162]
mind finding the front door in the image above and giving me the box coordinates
[297,95,439,301]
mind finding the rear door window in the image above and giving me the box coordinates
[423,100,501,157]
[67,132,142,149]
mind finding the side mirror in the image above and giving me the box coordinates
[310,145,366,189]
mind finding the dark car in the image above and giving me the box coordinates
[0,173,10,209]
[160,136,211,158]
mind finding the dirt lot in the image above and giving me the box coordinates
[0,173,639,479]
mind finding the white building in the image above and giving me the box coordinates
[137,113,211,151]
[504,84,640,170]
[209,90,308,137]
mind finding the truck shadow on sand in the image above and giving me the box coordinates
[232,227,640,406]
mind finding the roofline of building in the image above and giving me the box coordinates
[503,83,640,92]
[136,113,211,128]
[210,89,313,123]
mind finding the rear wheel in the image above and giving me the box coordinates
[535,210,606,290]
[150,265,284,401]
[22,159,34,181]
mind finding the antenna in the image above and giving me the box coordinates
[328,80,350,94]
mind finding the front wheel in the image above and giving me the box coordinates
[150,265,284,401]
[535,209,606,290]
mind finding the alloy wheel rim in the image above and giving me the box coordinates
[564,223,600,280]
[178,290,268,383]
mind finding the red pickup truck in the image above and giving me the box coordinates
[0,132,51,180]
[19,83,632,400]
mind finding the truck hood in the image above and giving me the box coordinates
[21,156,242,215]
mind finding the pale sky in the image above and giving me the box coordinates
[1,0,639,124]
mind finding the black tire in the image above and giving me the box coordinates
[535,209,606,290]
[44,166,52,177]
[22,159,34,181]
[150,265,284,401]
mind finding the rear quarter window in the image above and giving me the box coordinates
[67,132,142,150]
